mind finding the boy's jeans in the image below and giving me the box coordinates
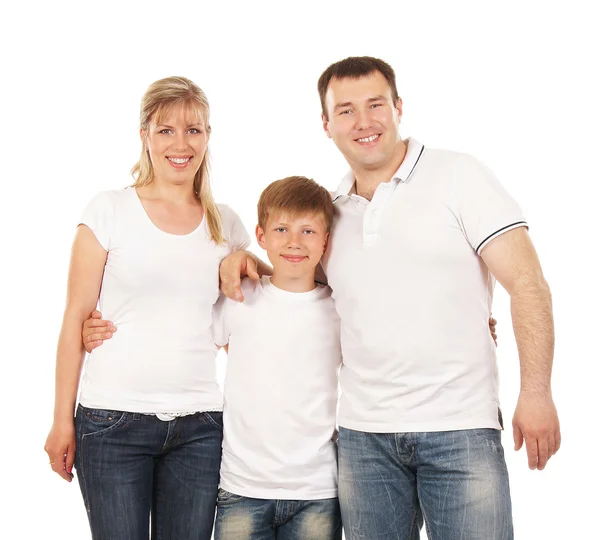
[214,489,342,540]
[338,427,514,540]
[74,404,223,540]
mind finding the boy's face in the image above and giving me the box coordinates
[256,211,329,279]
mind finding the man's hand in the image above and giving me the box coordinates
[513,392,561,470]
[219,250,260,301]
[82,310,117,353]
[489,316,497,346]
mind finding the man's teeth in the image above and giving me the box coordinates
[357,134,379,143]
[168,157,190,164]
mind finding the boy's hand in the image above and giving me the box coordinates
[489,316,497,346]
[82,310,117,353]
[219,250,260,302]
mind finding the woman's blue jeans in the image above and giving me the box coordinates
[74,404,223,540]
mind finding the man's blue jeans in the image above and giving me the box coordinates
[338,427,513,540]
[74,404,223,540]
[214,489,342,540]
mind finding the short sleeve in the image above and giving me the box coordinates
[210,294,231,347]
[220,205,251,254]
[79,191,115,251]
[452,154,528,254]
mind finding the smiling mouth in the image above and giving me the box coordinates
[356,134,380,144]
[168,157,191,164]
[281,255,307,263]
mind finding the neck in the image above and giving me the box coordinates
[353,139,408,198]
[270,271,317,293]
[139,178,198,205]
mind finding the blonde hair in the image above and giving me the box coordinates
[258,176,334,232]
[131,76,224,243]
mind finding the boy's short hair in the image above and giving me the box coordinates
[258,176,334,232]
[317,56,399,120]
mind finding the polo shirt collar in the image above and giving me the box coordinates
[333,138,425,202]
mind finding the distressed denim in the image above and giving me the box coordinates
[74,404,223,540]
[338,427,513,540]
[214,489,342,540]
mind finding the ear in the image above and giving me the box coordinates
[322,113,332,139]
[395,97,403,123]
[255,224,267,249]
[140,128,147,148]
[322,232,330,254]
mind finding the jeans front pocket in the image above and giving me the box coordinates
[217,488,244,506]
[78,405,128,439]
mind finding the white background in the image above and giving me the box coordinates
[1,1,598,538]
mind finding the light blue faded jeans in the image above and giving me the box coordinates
[214,489,342,540]
[338,427,513,540]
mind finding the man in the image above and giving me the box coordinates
[220,57,560,539]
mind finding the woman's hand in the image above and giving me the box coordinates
[44,420,76,482]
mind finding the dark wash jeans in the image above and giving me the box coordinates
[338,427,514,540]
[74,404,223,540]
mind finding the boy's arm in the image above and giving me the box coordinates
[480,227,560,471]
[219,250,272,301]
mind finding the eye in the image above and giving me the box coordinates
[302,229,315,235]
[188,128,203,134]
[339,109,352,115]
[275,227,287,233]
[370,103,382,109]
[159,129,173,134]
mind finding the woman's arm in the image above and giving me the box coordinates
[44,225,107,481]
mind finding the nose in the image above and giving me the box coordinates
[173,131,188,151]
[354,108,373,131]
[286,231,302,248]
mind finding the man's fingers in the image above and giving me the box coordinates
[91,310,102,319]
[554,430,562,454]
[513,423,524,451]
[246,257,260,280]
[525,437,539,470]
[233,281,244,302]
[537,438,549,470]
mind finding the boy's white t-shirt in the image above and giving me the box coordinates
[212,277,342,500]
[78,187,250,413]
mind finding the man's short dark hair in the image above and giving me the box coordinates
[317,56,399,120]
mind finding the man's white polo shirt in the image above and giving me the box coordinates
[321,138,527,433]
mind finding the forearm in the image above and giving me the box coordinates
[53,308,88,422]
[511,278,554,395]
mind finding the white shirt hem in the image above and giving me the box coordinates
[219,480,338,501]
[338,418,502,433]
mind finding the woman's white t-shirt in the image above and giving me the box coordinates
[78,187,250,413]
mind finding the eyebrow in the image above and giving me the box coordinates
[156,123,203,129]
[333,95,388,111]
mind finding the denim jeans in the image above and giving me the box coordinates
[214,489,342,540]
[338,427,513,540]
[74,404,223,540]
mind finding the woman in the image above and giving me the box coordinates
[44,77,249,539]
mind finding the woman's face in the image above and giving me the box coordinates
[143,103,209,188]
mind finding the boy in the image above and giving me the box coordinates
[212,175,342,540]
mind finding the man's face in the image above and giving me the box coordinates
[322,71,402,172]
[256,211,329,280]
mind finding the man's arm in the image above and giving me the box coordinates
[219,250,272,301]
[481,227,560,470]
